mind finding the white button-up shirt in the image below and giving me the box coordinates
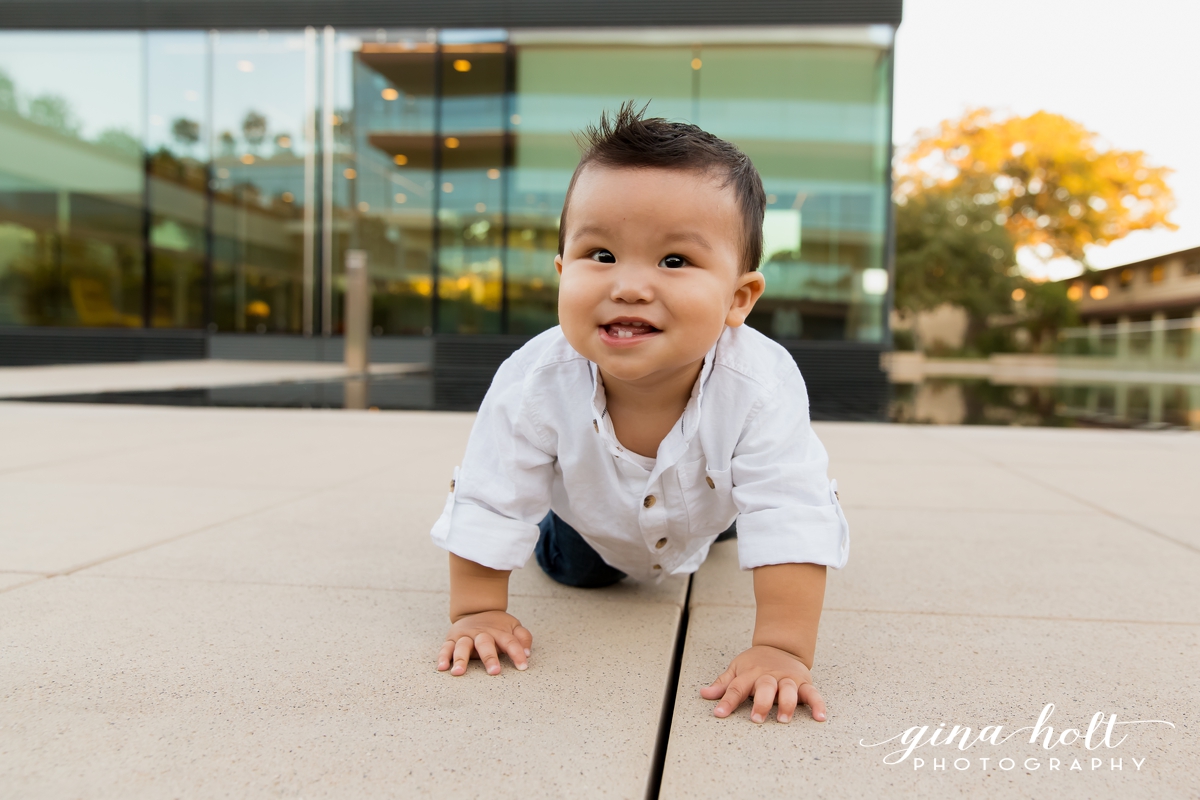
[430,324,849,582]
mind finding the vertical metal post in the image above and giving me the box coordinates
[141,33,153,328]
[302,26,317,336]
[203,30,215,331]
[344,249,369,373]
[321,25,336,336]
[499,44,514,333]
[430,38,443,335]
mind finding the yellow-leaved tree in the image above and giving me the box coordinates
[895,108,1176,263]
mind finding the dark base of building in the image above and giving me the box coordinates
[1,328,890,421]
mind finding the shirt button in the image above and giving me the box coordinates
[706,476,716,489]
[643,495,656,508]
[652,564,662,570]
[449,479,455,491]
[655,537,667,549]
[593,419,598,433]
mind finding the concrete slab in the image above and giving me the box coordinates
[0,359,425,399]
[4,403,1199,798]
[830,459,1090,513]
[999,464,1200,551]
[0,478,297,575]
[82,468,688,605]
[813,422,981,466]
[4,410,473,492]
[0,575,682,799]
[667,424,1200,799]
[660,605,1199,800]
[692,507,1200,624]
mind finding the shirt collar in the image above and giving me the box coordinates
[587,335,719,468]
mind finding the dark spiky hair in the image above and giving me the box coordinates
[557,101,766,273]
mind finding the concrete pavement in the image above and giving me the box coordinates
[0,403,1196,798]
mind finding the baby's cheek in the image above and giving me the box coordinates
[556,281,597,344]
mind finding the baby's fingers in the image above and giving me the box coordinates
[450,635,474,676]
[495,632,529,671]
[713,675,754,718]
[700,666,736,700]
[776,679,799,723]
[513,625,533,657]
[437,640,456,672]
[750,676,778,724]
[799,682,827,722]
[474,633,502,675]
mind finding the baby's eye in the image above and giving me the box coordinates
[660,254,688,269]
[590,249,616,264]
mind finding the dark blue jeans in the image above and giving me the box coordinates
[534,511,737,589]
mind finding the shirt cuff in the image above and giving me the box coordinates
[734,483,849,570]
[430,495,541,572]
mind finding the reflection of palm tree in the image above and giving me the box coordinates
[242,111,267,152]
[172,117,201,155]
[218,131,236,156]
[28,94,79,136]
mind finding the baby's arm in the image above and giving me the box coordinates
[436,553,532,675]
[701,562,827,723]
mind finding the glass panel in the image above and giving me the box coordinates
[334,29,436,336]
[146,31,209,329]
[0,32,144,327]
[509,46,693,334]
[211,30,309,333]
[696,46,891,342]
[436,41,508,335]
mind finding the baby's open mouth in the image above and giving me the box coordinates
[602,321,661,339]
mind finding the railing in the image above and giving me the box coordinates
[1057,317,1200,365]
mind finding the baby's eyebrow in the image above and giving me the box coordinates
[664,231,713,250]
[571,223,609,239]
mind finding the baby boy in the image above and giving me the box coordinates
[431,104,849,724]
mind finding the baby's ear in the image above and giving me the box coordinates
[554,254,564,276]
[725,271,766,327]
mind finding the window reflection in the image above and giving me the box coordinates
[435,42,507,335]
[0,29,893,345]
[336,30,436,335]
[696,46,891,342]
[147,31,208,329]
[0,32,143,327]
[211,30,309,333]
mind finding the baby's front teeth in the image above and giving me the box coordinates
[618,329,632,338]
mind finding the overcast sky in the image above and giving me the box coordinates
[893,0,1200,278]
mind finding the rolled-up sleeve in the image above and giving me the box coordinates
[730,371,849,570]
[429,357,556,571]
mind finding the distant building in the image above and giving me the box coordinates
[1067,246,1200,325]
[0,0,901,417]
[1061,246,1200,366]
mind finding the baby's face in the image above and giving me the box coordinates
[555,166,764,385]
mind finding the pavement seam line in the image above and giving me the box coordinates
[46,465,404,579]
[914,426,1200,557]
[645,574,692,800]
[687,602,1200,627]
[0,575,49,595]
[56,572,691,606]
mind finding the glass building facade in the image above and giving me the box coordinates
[0,27,893,344]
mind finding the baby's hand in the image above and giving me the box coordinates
[701,645,826,724]
[437,610,533,676]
